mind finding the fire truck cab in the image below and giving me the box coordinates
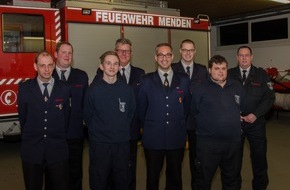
[0,4,60,138]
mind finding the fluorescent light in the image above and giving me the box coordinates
[270,0,290,4]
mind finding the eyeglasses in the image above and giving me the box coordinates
[157,53,173,59]
[181,49,195,53]
[116,49,132,55]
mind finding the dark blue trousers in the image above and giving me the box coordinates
[22,159,69,190]
[144,148,184,190]
[129,140,138,190]
[195,139,242,190]
[187,129,197,190]
[241,119,269,190]
[68,138,84,190]
[89,142,130,190]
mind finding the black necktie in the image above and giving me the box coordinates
[164,73,169,90]
[242,70,247,83]
[43,83,49,102]
[121,68,127,83]
[186,66,191,78]
[61,70,66,81]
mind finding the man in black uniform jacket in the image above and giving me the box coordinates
[114,39,145,190]
[191,55,245,190]
[18,51,70,190]
[228,45,275,190]
[138,43,191,190]
[53,41,89,190]
[92,38,145,190]
[84,51,136,190]
[172,39,207,189]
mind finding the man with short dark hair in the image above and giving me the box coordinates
[172,39,207,189]
[191,55,245,189]
[53,41,89,190]
[138,43,191,189]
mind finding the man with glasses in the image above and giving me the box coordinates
[115,38,145,190]
[172,39,207,189]
[138,43,191,189]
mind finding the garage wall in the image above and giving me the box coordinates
[68,23,210,82]
[123,26,168,73]
[68,23,119,82]
[210,14,290,71]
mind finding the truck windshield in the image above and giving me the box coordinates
[2,13,44,52]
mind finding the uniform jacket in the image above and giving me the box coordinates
[18,78,70,164]
[53,68,88,139]
[172,61,208,91]
[172,61,208,130]
[138,71,191,150]
[191,77,245,141]
[84,78,136,144]
[127,65,145,140]
[228,66,275,121]
[92,65,145,140]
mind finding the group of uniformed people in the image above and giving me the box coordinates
[17,38,275,190]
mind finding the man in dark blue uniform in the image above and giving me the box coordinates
[138,43,191,189]
[91,38,145,190]
[53,41,89,190]
[84,51,136,190]
[228,46,275,190]
[172,39,207,189]
[191,55,245,190]
[114,38,145,190]
[18,51,70,190]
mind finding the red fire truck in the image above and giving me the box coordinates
[0,0,210,137]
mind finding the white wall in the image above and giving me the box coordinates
[210,14,290,71]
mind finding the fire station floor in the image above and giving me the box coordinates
[0,110,289,190]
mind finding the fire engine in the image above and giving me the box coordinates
[0,0,211,138]
[265,67,290,114]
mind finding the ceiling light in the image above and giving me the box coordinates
[270,0,290,4]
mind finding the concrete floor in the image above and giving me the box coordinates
[0,111,289,190]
